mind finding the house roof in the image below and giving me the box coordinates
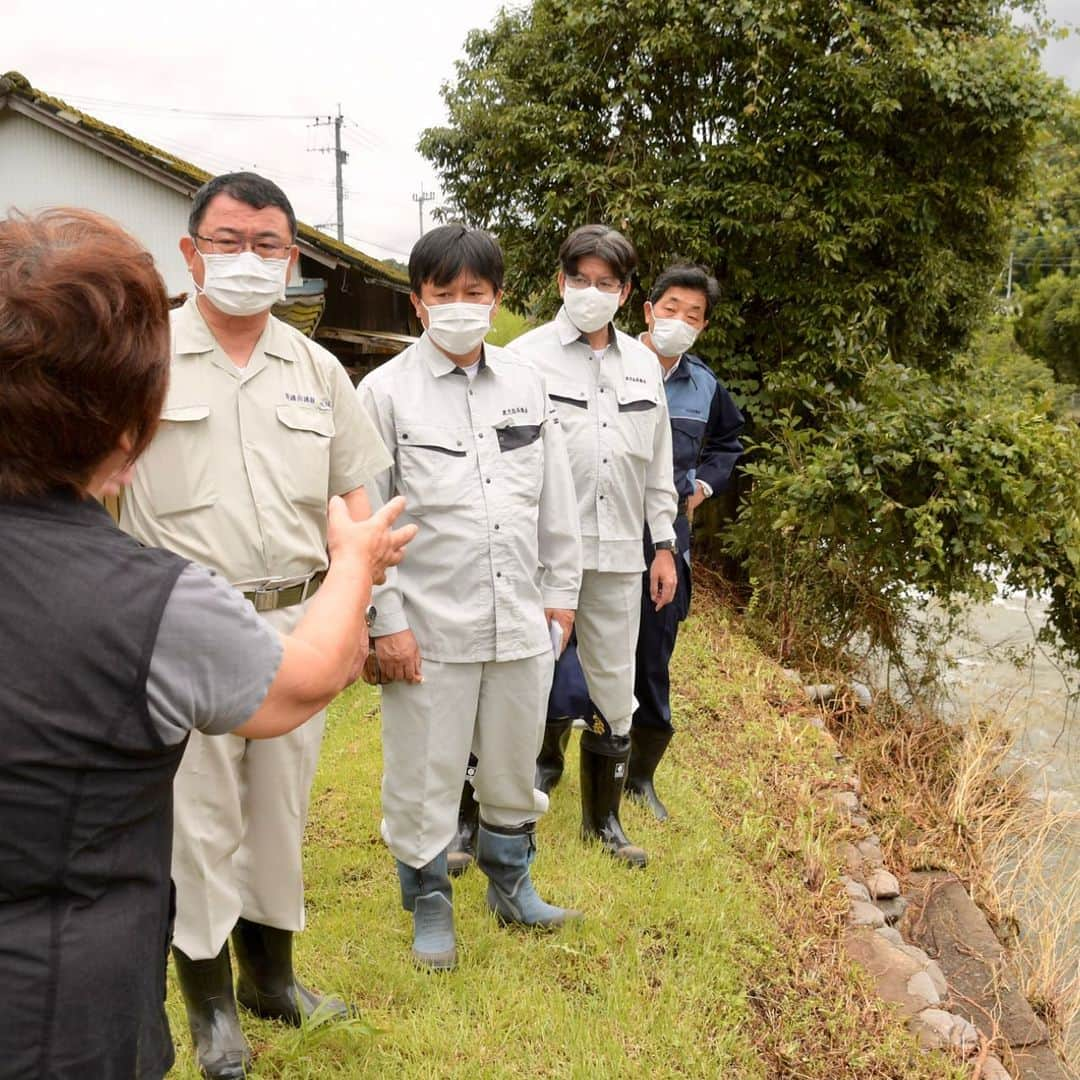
[0,70,409,290]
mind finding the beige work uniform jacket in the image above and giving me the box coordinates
[122,298,390,585]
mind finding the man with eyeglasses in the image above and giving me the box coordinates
[508,224,679,869]
[121,172,391,1079]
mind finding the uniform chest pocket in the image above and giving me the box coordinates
[396,421,475,513]
[495,421,544,504]
[670,416,706,464]
[276,404,335,507]
[547,380,588,415]
[617,393,658,459]
[145,404,216,518]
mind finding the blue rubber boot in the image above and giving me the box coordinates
[396,851,456,970]
[476,822,582,928]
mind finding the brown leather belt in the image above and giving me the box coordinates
[242,570,326,613]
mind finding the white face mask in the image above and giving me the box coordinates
[194,251,289,317]
[422,300,494,355]
[649,317,700,358]
[562,284,621,334]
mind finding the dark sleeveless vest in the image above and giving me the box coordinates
[0,492,188,1079]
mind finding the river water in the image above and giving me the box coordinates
[931,587,1079,1055]
[940,589,1079,814]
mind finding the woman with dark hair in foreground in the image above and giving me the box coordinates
[0,209,413,1080]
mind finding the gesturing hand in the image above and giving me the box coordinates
[326,495,416,585]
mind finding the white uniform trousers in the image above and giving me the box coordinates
[380,651,555,869]
[573,569,643,737]
[171,600,325,960]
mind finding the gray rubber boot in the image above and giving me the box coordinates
[396,850,456,970]
[476,821,582,928]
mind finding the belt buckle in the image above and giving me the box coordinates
[252,586,278,613]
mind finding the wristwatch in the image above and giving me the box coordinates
[366,604,377,628]
[654,539,677,552]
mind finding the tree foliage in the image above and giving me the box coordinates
[1010,89,1080,291]
[421,0,1080,665]
[1014,271,1080,382]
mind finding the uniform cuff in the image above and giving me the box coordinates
[541,588,579,610]
[648,522,676,545]
[371,609,410,637]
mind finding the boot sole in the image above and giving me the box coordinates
[412,948,457,971]
[580,832,649,869]
[196,1054,251,1080]
[626,789,669,822]
[491,907,583,929]
[447,853,474,877]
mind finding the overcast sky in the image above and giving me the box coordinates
[5,0,1078,266]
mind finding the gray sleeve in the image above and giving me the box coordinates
[146,564,284,744]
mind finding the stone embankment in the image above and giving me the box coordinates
[798,679,1070,1080]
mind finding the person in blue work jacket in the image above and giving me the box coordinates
[627,263,743,819]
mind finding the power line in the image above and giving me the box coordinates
[344,232,412,259]
[51,91,316,122]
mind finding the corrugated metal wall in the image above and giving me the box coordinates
[0,110,194,295]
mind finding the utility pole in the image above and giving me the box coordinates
[310,105,349,242]
[413,188,435,237]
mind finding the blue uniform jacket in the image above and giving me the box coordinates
[665,352,744,502]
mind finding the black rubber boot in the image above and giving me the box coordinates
[172,944,252,1079]
[535,718,573,795]
[625,726,673,822]
[579,729,648,868]
[231,919,349,1026]
[447,777,479,877]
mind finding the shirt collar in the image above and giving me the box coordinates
[173,296,294,363]
[556,306,619,352]
[637,331,687,379]
[417,331,488,378]
[663,357,682,381]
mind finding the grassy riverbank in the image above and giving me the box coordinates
[165,591,966,1078]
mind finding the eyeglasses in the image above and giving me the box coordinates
[565,273,624,294]
[193,234,295,259]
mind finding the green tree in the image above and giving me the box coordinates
[1015,271,1080,382]
[1010,90,1080,291]
[422,0,1080,665]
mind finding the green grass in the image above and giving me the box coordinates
[165,590,965,1078]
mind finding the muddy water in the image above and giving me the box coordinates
[941,591,1078,812]
[935,589,1079,1054]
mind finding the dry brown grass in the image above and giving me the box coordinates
[821,687,1080,1070]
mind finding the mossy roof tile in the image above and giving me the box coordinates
[0,70,407,287]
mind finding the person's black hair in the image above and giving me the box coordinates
[558,224,637,282]
[648,263,720,318]
[408,223,504,294]
[188,172,297,239]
